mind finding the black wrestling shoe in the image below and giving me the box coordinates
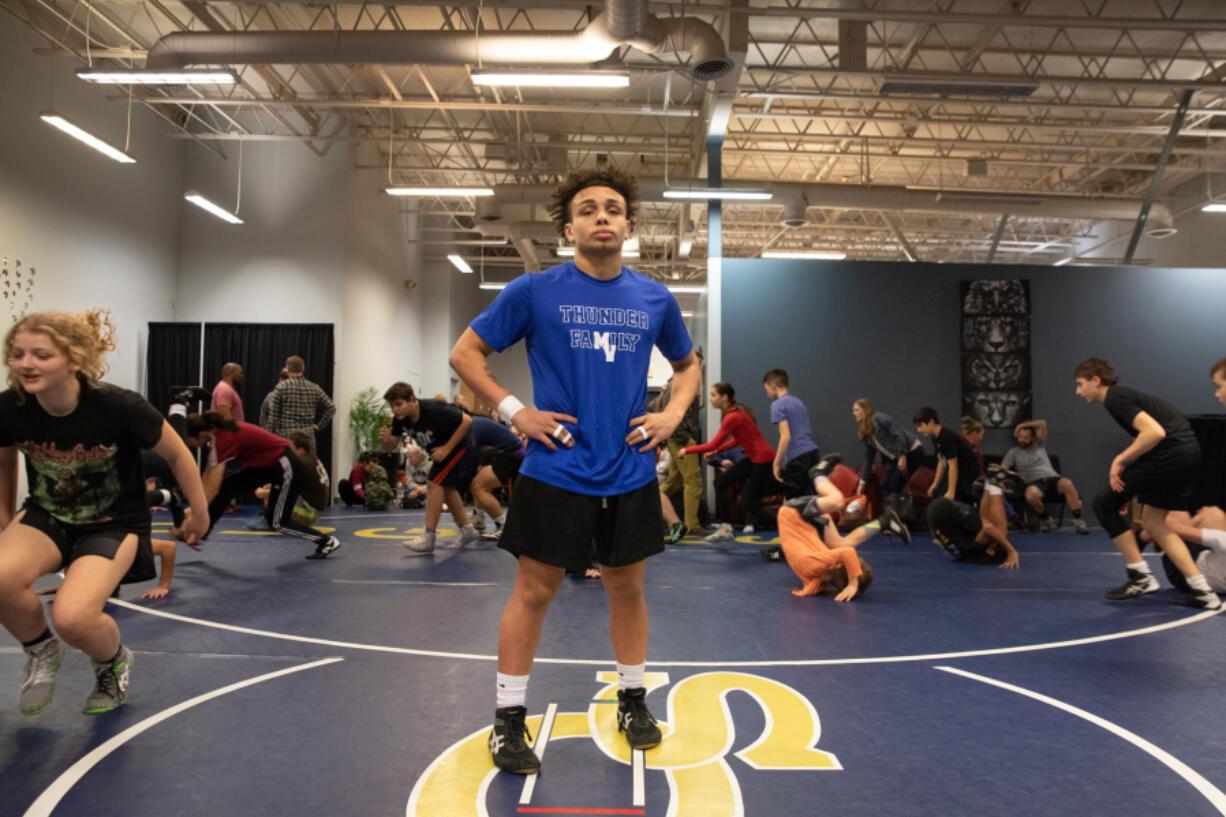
[760,545,784,562]
[880,508,911,544]
[1170,589,1222,610]
[305,536,342,559]
[1104,568,1160,601]
[617,687,662,750]
[489,706,540,774]
[169,385,210,404]
[807,453,842,483]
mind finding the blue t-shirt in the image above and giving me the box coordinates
[471,416,525,460]
[470,262,693,495]
[769,393,819,463]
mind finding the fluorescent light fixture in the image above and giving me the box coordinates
[1053,256,1073,266]
[1202,203,1226,212]
[479,282,508,290]
[663,188,772,201]
[77,69,236,85]
[447,254,473,273]
[681,310,694,317]
[40,113,135,164]
[386,186,494,197]
[184,190,243,224]
[667,285,706,294]
[678,238,694,257]
[556,246,640,259]
[762,251,847,260]
[471,71,630,88]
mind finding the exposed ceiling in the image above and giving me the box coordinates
[7,0,1226,284]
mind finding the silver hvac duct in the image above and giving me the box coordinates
[488,180,1176,236]
[145,0,732,82]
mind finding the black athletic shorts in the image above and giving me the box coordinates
[489,453,523,483]
[1121,443,1200,511]
[498,474,664,571]
[926,497,1005,565]
[1027,475,1064,503]
[17,503,155,583]
[427,445,476,489]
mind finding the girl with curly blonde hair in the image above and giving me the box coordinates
[0,310,209,717]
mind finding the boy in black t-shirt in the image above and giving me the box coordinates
[913,407,978,503]
[381,382,480,553]
[1074,357,1220,609]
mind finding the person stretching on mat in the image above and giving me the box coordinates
[185,411,341,560]
[0,309,209,716]
[926,483,1021,569]
[1074,357,1219,609]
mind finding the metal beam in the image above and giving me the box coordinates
[881,212,917,262]
[986,214,1008,263]
[1124,89,1195,265]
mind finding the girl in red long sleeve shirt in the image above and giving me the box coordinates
[684,382,776,531]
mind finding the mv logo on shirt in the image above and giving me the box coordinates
[558,305,649,363]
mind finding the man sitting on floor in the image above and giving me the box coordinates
[926,483,1021,569]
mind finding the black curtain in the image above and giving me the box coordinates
[146,323,202,416]
[202,323,335,477]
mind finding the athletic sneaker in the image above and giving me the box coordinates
[704,523,734,543]
[1104,568,1160,601]
[1074,518,1090,535]
[168,385,210,404]
[457,525,482,548]
[305,536,342,559]
[807,452,842,483]
[20,636,65,716]
[489,706,540,774]
[483,524,504,542]
[760,546,784,562]
[742,525,756,534]
[617,687,662,750]
[1171,590,1223,610]
[1041,517,1058,533]
[665,522,687,544]
[471,509,487,532]
[404,529,436,554]
[880,508,911,544]
[84,645,132,714]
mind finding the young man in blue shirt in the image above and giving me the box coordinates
[763,368,822,497]
[449,167,701,775]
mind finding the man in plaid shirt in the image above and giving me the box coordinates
[269,355,335,448]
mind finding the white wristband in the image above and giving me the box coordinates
[498,394,526,421]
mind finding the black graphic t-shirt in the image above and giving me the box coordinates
[1103,385,1197,456]
[391,399,475,452]
[0,380,165,531]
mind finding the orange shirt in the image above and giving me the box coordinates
[777,506,862,596]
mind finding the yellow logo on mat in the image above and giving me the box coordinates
[407,671,839,816]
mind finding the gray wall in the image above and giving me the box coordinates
[721,259,1226,502]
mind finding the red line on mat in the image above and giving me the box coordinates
[514,804,647,809]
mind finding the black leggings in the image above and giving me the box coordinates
[718,458,774,526]
[206,448,329,546]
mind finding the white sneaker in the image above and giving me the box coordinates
[457,525,482,548]
[404,529,436,554]
[471,509,487,532]
[704,524,734,543]
[742,525,755,534]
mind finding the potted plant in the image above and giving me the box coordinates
[348,386,391,464]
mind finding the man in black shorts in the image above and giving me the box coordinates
[449,167,701,775]
[467,415,525,539]
[914,407,978,503]
[1075,357,1220,608]
[927,484,1020,569]
[381,382,480,553]
[1002,419,1090,534]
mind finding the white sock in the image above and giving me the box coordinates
[496,672,529,709]
[1126,560,1151,573]
[1186,573,1212,593]
[617,661,645,691]
[494,513,507,526]
[1202,529,1226,553]
[155,489,172,505]
[169,403,186,418]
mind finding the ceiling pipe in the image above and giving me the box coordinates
[489,180,1176,236]
[145,0,732,82]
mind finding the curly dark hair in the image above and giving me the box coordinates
[548,167,640,236]
[1073,357,1119,386]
